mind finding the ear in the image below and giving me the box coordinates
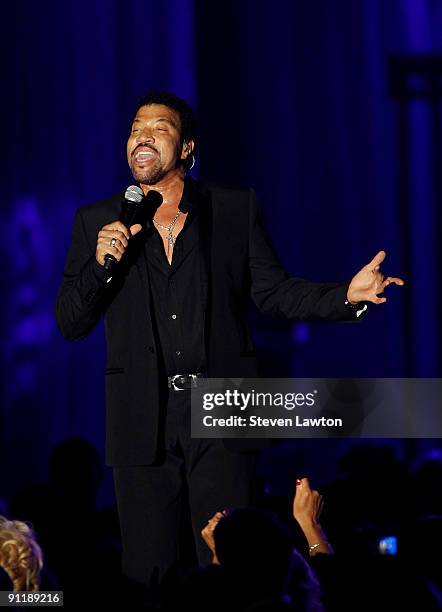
[180,140,195,161]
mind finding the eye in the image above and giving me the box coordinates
[132,128,140,133]
[156,127,167,132]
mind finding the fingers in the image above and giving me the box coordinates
[367,276,405,304]
[368,250,386,270]
[96,235,125,266]
[96,221,133,266]
[296,477,311,491]
[294,476,324,524]
[382,276,405,287]
[358,269,405,305]
[201,511,224,540]
[101,221,131,241]
[98,231,129,250]
[205,512,224,527]
[130,223,143,236]
[96,244,123,266]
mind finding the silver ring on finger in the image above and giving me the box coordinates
[110,238,117,247]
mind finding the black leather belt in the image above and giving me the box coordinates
[167,373,206,391]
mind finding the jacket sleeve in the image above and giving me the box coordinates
[55,208,113,340]
[248,189,367,321]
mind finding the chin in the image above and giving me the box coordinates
[131,163,165,185]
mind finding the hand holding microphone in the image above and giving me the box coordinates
[95,186,162,270]
[95,220,140,267]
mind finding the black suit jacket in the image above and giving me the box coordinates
[55,178,359,466]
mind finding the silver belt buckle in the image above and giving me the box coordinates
[168,373,200,391]
[169,374,186,391]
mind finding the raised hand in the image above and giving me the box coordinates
[293,477,333,556]
[201,511,226,563]
[293,477,324,527]
[347,250,404,305]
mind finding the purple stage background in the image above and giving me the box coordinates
[1,0,441,507]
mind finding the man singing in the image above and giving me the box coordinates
[55,91,403,588]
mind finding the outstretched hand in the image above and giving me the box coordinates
[347,250,404,305]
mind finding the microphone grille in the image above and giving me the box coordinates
[125,185,144,203]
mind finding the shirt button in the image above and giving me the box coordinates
[171,314,177,320]
[148,346,155,353]
[176,350,181,356]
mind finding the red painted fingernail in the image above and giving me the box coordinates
[296,479,302,486]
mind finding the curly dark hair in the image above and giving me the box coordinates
[132,91,198,147]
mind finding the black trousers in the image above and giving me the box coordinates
[113,388,256,587]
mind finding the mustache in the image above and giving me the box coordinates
[132,144,158,156]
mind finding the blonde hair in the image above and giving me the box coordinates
[0,516,43,591]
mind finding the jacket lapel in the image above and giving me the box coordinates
[191,180,212,310]
[193,181,213,370]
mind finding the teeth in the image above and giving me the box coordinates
[135,151,154,158]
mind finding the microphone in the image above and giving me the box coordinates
[104,186,163,272]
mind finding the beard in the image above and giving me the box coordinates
[129,157,168,186]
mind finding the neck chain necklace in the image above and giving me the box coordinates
[153,210,182,256]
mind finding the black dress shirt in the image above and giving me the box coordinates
[144,182,206,377]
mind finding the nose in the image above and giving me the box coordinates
[136,126,155,144]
